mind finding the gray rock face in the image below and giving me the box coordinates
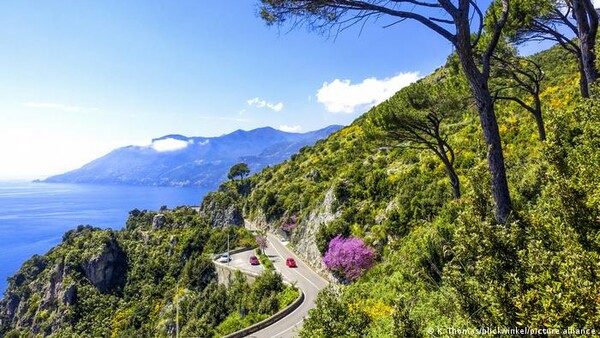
[81,238,126,293]
[291,188,339,276]
[210,204,244,228]
[3,295,20,318]
[152,214,167,230]
[306,169,321,182]
[200,201,244,228]
[62,284,77,306]
[224,205,244,227]
[1,258,79,333]
[42,262,67,307]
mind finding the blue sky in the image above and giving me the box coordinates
[0,0,541,179]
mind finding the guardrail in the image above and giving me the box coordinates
[222,288,305,338]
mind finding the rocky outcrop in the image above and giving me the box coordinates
[152,214,167,230]
[62,283,77,306]
[2,294,20,319]
[291,187,339,275]
[199,191,244,228]
[41,261,71,307]
[0,258,77,334]
[81,236,127,293]
[305,169,322,183]
[221,205,244,227]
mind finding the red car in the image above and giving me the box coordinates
[286,257,297,268]
[249,255,260,265]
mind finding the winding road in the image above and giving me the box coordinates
[229,233,329,338]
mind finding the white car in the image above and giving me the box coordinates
[218,252,230,263]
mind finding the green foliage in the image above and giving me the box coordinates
[247,270,284,314]
[300,286,371,338]
[277,285,299,308]
[228,162,250,180]
[365,72,468,200]
[257,251,275,271]
[316,217,351,255]
[221,33,600,336]
[180,254,215,291]
[3,330,21,338]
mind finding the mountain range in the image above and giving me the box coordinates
[42,125,343,188]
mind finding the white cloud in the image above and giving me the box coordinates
[150,138,191,152]
[24,102,99,113]
[247,97,284,112]
[316,72,421,113]
[279,125,302,133]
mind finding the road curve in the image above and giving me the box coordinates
[246,233,329,338]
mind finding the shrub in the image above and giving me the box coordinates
[257,252,274,271]
[300,286,371,338]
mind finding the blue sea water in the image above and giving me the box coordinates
[0,181,208,294]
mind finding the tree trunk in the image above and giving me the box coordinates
[473,88,513,224]
[533,96,546,141]
[573,0,599,96]
[446,165,461,199]
[578,58,590,98]
[436,142,461,199]
[455,42,513,224]
[533,111,546,142]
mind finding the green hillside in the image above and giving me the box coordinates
[234,43,600,336]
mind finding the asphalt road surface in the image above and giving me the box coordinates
[222,249,264,276]
[245,233,329,338]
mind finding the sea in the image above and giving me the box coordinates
[0,181,209,294]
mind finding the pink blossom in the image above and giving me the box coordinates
[256,235,267,251]
[322,235,376,281]
[282,214,298,232]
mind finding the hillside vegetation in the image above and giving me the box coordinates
[230,43,600,336]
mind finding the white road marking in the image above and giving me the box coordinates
[270,318,304,337]
[265,294,307,337]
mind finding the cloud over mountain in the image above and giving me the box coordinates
[150,138,191,152]
[278,125,302,132]
[316,72,420,113]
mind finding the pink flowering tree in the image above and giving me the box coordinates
[322,235,376,282]
[255,235,268,254]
